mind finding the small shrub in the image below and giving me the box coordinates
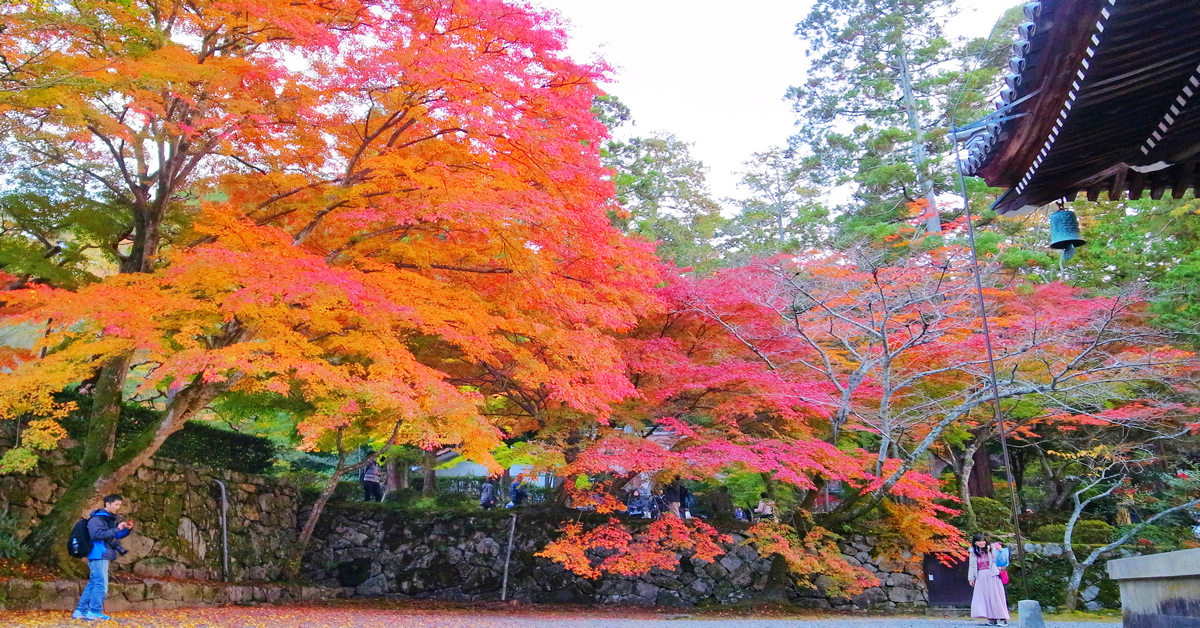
[1009,552,1070,607]
[1030,523,1066,542]
[1072,519,1116,544]
[1030,519,1115,544]
[156,422,278,474]
[1114,523,1190,551]
[435,491,473,509]
[970,496,1013,532]
[0,511,29,561]
[384,487,418,504]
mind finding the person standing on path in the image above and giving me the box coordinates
[754,492,776,521]
[480,476,498,510]
[662,480,682,517]
[73,494,133,622]
[968,532,1010,626]
[360,457,383,502]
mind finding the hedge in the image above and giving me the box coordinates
[57,390,278,474]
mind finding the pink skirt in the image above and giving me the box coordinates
[971,570,1010,620]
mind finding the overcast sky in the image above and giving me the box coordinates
[531,0,1011,206]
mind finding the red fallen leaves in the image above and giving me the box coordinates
[535,517,730,580]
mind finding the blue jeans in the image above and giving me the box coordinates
[75,559,110,614]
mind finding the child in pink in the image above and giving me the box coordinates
[967,533,1010,626]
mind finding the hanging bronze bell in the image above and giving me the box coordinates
[1049,209,1086,261]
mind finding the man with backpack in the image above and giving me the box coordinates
[72,493,133,621]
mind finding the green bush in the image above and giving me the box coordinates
[1009,552,1069,607]
[1030,519,1115,544]
[156,422,278,474]
[1072,519,1116,544]
[1030,523,1066,542]
[384,487,418,504]
[58,390,278,474]
[1114,523,1190,551]
[434,491,473,508]
[0,510,29,561]
[970,496,1013,532]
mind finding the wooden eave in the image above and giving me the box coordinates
[960,0,1200,214]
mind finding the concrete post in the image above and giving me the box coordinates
[1108,548,1200,628]
[1018,599,1045,628]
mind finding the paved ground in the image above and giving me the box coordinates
[0,607,1122,627]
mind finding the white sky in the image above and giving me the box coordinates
[531,0,1011,206]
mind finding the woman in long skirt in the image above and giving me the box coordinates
[967,533,1010,626]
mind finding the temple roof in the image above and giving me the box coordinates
[958,0,1200,215]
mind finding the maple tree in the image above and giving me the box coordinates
[534,213,1197,590]
[0,0,662,572]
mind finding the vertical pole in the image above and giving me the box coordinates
[953,129,1030,602]
[501,513,517,601]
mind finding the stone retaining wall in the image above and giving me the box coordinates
[1,454,302,582]
[301,507,928,609]
[0,577,346,611]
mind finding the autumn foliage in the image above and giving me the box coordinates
[536,517,729,580]
[1,0,1198,594]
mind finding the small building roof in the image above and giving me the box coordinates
[959,0,1200,215]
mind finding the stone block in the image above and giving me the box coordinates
[654,589,686,607]
[356,573,389,597]
[635,581,660,600]
[27,476,56,504]
[887,584,918,604]
[851,586,887,608]
[1081,584,1099,602]
[887,572,917,588]
[719,554,743,572]
[1017,599,1045,628]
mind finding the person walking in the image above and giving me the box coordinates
[508,480,527,507]
[626,489,650,518]
[967,533,1010,626]
[479,476,498,510]
[662,480,682,517]
[754,492,776,521]
[360,457,383,502]
[73,494,133,622]
[649,489,666,520]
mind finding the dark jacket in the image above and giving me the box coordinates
[86,509,130,561]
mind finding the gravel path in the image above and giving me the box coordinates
[0,607,1122,627]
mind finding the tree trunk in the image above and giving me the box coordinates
[957,458,978,531]
[897,50,940,233]
[80,203,164,468]
[286,466,348,581]
[421,449,436,498]
[81,353,134,468]
[967,441,995,498]
[385,459,399,497]
[1062,562,1086,612]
